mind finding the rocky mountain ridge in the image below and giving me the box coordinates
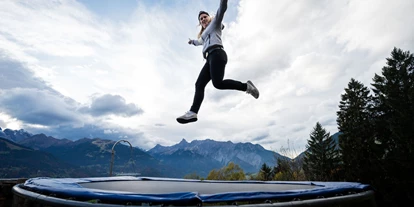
[1,128,294,178]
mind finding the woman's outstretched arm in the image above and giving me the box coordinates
[214,0,228,25]
[188,38,204,46]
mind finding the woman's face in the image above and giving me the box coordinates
[199,14,210,29]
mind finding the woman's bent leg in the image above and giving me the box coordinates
[209,50,247,91]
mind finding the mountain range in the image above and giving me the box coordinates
[0,127,294,178]
[0,137,91,178]
[149,139,288,174]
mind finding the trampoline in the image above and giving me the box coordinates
[12,176,376,207]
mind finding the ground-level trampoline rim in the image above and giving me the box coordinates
[12,176,376,206]
[12,185,376,207]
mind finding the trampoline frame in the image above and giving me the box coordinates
[12,176,377,207]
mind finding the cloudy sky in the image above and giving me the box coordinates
[0,0,413,156]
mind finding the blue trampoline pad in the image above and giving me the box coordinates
[15,176,374,206]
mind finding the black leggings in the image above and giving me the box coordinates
[190,49,247,114]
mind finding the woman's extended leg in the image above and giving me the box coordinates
[177,62,211,124]
[190,62,211,114]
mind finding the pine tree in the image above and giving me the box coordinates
[336,78,378,183]
[371,47,414,204]
[274,157,299,181]
[258,163,273,181]
[372,47,414,157]
[303,122,340,181]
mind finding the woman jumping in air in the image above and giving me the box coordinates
[177,0,259,124]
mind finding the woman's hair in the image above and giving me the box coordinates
[197,15,214,39]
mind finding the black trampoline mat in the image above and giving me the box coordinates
[80,180,317,194]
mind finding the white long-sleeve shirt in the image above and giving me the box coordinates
[191,0,227,56]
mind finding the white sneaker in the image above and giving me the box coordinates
[177,111,198,124]
[246,80,259,99]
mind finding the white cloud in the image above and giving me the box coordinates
[0,0,413,156]
[104,129,119,134]
[0,113,22,130]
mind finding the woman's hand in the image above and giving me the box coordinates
[188,38,192,45]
